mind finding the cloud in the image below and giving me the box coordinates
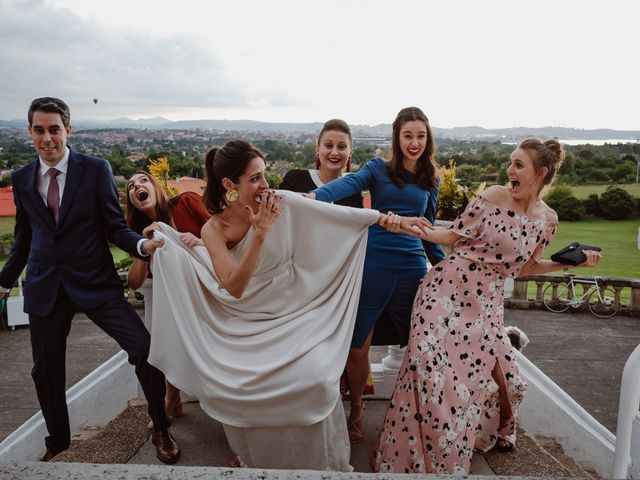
[0,0,292,118]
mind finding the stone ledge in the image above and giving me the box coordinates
[0,462,572,480]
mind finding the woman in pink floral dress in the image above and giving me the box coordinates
[372,138,602,474]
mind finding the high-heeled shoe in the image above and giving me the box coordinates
[495,436,515,452]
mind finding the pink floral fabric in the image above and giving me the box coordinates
[372,196,556,474]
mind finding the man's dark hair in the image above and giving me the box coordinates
[28,97,71,127]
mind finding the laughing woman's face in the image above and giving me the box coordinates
[127,173,158,215]
[507,148,546,199]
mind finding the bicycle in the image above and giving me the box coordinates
[542,274,620,318]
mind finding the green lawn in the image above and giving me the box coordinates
[0,217,15,236]
[569,183,640,199]
[529,218,639,305]
[542,218,640,280]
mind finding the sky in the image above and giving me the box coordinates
[1,0,639,130]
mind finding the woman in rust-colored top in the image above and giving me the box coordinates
[125,170,210,422]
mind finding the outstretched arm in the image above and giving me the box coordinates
[518,250,602,276]
[403,223,461,246]
[312,159,377,202]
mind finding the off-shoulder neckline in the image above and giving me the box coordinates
[474,195,558,226]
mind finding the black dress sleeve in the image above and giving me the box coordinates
[278,170,316,193]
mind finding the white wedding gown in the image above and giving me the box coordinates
[148,190,379,470]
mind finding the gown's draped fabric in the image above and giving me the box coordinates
[372,196,557,474]
[148,190,379,470]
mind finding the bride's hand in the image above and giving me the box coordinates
[246,190,283,238]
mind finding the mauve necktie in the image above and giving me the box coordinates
[47,168,60,223]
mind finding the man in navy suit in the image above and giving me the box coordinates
[0,97,181,463]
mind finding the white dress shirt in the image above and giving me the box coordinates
[37,148,70,206]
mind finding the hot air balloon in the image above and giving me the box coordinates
[93,98,98,104]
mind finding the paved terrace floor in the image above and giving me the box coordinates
[1,306,638,466]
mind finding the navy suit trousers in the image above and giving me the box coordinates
[28,287,169,453]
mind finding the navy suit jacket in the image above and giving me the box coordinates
[0,149,144,317]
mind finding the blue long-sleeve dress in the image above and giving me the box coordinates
[313,157,444,347]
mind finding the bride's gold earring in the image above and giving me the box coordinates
[225,188,239,204]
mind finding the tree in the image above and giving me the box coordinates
[265,172,282,188]
[497,166,508,185]
[585,169,611,183]
[298,143,316,168]
[611,161,635,182]
[557,150,577,183]
[456,164,484,184]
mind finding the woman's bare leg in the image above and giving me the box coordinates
[345,330,374,443]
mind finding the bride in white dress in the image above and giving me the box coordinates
[147,140,408,470]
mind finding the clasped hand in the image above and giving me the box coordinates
[141,223,165,255]
[579,249,602,268]
[379,212,434,238]
[247,190,283,237]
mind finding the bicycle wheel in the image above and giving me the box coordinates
[542,282,573,313]
[587,286,620,318]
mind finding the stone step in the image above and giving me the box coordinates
[41,399,596,477]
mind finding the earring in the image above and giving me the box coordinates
[225,188,239,204]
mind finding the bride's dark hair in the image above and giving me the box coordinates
[203,140,266,214]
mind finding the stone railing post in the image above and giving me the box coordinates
[509,277,530,308]
[630,280,640,317]
[371,345,405,398]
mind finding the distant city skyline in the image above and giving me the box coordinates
[1,0,639,130]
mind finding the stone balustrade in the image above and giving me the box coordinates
[507,274,640,318]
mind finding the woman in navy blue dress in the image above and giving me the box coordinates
[310,107,445,443]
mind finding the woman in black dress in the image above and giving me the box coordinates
[279,119,362,208]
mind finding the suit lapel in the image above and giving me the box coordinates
[57,150,83,227]
[26,160,56,229]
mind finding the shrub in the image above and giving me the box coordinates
[114,256,133,271]
[543,184,574,211]
[554,196,585,221]
[599,187,635,219]
[582,193,601,217]
[436,160,485,220]
[148,157,179,198]
[585,169,611,183]
[0,233,13,246]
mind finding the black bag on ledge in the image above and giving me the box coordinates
[550,242,601,266]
